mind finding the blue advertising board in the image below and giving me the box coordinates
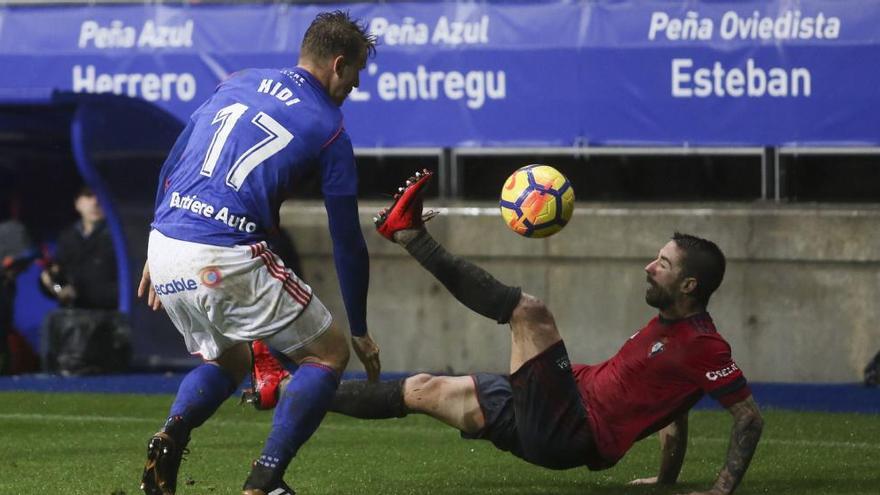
[0,1,877,147]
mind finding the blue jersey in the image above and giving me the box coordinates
[153,67,356,246]
[151,67,370,336]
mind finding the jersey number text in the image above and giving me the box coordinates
[200,102,293,191]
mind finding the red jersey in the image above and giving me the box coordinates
[573,313,750,464]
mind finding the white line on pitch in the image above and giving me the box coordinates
[1,413,877,450]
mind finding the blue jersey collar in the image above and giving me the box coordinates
[290,66,335,107]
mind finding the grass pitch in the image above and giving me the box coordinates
[1,391,878,495]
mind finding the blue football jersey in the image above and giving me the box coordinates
[152,67,358,246]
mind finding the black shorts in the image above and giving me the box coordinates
[461,341,607,470]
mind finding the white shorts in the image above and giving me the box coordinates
[148,229,332,361]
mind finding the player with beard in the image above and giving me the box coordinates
[293,172,763,494]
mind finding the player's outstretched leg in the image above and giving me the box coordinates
[375,171,521,325]
[329,377,407,419]
[330,374,484,433]
[246,354,485,432]
[377,171,564,373]
[141,344,247,495]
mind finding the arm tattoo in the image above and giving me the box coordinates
[713,395,764,494]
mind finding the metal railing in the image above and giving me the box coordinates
[354,145,880,202]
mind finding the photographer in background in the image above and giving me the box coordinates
[40,186,117,310]
[39,186,128,375]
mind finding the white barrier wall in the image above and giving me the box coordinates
[281,201,880,383]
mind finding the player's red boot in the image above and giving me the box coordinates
[375,169,437,241]
[241,340,290,410]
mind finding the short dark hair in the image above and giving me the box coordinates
[75,185,95,198]
[672,232,726,307]
[300,11,376,64]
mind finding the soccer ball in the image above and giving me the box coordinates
[499,165,574,238]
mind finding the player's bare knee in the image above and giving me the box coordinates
[406,373,433,387]
[416,375,465,401]
[313,324,351,373]
[296,337,349,375]
[404,373,435,398]
[323,342,350,374]
[512,293,554,328]
[404,373,442,410]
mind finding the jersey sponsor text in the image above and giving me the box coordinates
[706,362,740,381]
[168,191,258,233]
[154,277,198,295]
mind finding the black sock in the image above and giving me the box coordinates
[161,415,191,446]
[329,379,407,419]
[405,230,521,324]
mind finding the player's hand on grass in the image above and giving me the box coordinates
[628,476,659,485]
[137,260,162,311]
[351,333,380,382]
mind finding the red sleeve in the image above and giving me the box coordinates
[684,335,751,407]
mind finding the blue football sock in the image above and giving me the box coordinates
[256,363,339,472]
[166,363,238,439]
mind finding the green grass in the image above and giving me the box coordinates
[1,392,878,494]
